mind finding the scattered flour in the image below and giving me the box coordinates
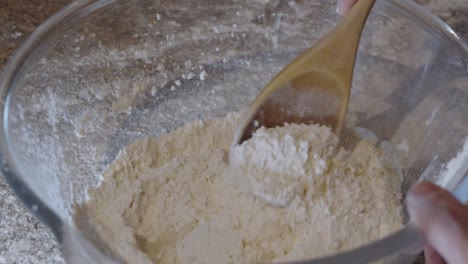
[199,70,207,81]
[186,72,195,80]
[74,113,403,264]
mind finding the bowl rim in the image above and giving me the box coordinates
[0,0,466,263]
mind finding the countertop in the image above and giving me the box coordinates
[0,0,467,263]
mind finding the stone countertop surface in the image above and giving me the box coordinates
[0,0,466,263]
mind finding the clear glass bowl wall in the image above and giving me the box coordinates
[1,0,467,263]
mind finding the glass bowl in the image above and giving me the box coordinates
[0,0,467,263]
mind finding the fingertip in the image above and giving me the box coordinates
[405,182,448,235]
[406,182,468,264]
[337,0,357,15]
[406,181,441,209]
[424,245,445,264]
[409,181,440,196]
[406,181,460,211]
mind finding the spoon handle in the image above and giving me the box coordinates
[334,0,377,60]
[297,0,377,80]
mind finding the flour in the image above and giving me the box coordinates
[230,124,337,207]
[74,113,403,264]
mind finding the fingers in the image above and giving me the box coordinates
[337,0,359,15]
[424,245,445,264]
[406,182,468,264]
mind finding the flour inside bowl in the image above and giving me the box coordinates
[74,113,403,264]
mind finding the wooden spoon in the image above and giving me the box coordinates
[232,0,376,146]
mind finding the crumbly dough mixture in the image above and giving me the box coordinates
[74,113,403,264]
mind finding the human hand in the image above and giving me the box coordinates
[337,0,359,15]
[406,182,468,264]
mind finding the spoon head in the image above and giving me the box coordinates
[233,70,349,145]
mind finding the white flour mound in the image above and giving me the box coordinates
[74,113,403,264]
